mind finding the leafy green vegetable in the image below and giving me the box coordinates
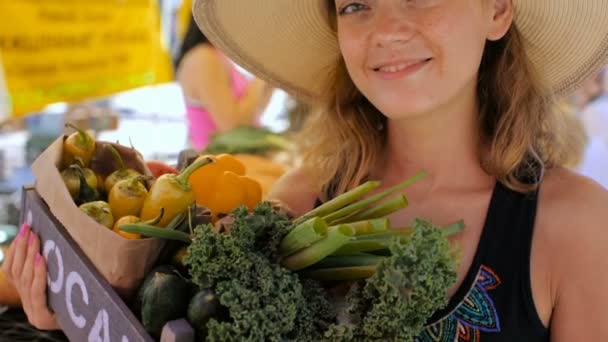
[185,203,333,341]
[204,126,293,155]
[325,219,458,341]
[185,203,459,341]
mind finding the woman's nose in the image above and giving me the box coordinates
[370,10,415,48]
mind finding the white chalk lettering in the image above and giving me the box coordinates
[34,207,136,340]
[43,240,63,294]
[88,309,110,342]
[66,271,89,329]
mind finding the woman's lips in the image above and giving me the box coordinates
[372,58,432,80]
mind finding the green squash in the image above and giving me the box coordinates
[138,265,191,338]
[187,289,225,332]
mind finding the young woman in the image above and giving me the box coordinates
[175,15,274,150]
[5,0,608,339]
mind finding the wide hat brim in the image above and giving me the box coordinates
[193,0,608,102]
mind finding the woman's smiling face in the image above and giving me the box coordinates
[334,0,511,119]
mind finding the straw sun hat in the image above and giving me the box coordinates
[193,0,608,102]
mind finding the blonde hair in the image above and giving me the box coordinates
[298,11,576,199]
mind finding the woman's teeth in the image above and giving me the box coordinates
[378,63,410,73]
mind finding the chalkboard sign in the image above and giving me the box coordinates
[20,188,194,342]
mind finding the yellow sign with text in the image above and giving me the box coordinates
[0,0,173,119]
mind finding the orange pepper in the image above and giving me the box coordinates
[188,154,264,220]
[239,175,262,211]
[206,171,248,221]
[187,154,246,208]
[216,153,246,175]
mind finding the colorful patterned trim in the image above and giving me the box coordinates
[416,265,502,342]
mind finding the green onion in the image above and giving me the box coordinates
[347,218,390,235]
[386,220,464,238]
[340,195,408,222]
[352,230,411,241]
[332,228,415,255]
[323,172,426,224]
[334,220,464,255]
[333,237,395,255]
[166,210,187,230]
[301,265,377,281]
[281,225,355,271]
[336,220,464,255]
[279,217,328,256]
[442,220,465,236]
[294,181,381,225]
[120,224,191,243]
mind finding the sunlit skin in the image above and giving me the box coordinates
[332,0,512,204]
[336,0,492,121]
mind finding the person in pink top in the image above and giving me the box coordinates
[175,15,274,151]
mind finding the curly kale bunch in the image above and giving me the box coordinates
[325,219,459,341]
[186,202,458,342]
[185,202,334,341]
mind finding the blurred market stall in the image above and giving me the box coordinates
[0,0,173,120]
[0,1,291,340]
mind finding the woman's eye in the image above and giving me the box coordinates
[338,3,368,15]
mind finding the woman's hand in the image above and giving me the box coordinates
[1,224,59,330]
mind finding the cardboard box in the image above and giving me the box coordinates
[21,187,195,342]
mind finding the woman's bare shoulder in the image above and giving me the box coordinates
[536,166,608,274]
[539,166,608,228]
[178,45,223,72]
[537,167,608,337]
[265,166,319,217]
[191,45,222,63]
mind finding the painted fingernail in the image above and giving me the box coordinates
[35,253,42,266]
[18,223,28,237]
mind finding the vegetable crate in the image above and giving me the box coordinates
[20,187,195,342]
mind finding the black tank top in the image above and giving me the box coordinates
[417,181,549,341]
[316,180,550,341]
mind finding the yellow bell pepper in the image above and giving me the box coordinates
[140,157,215,227]
[187,154,263,220]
